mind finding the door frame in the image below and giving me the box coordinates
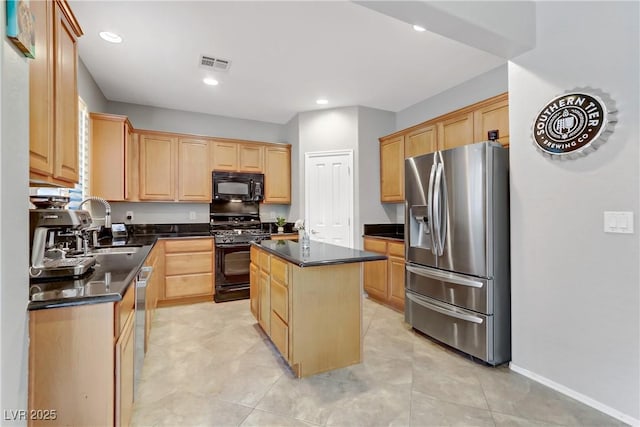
[304,149,354,248]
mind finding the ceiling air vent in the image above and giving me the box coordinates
[199,55,231,72]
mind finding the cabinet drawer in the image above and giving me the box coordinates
[115,283,135,338]
[164,238,213,254]
[388,242,405,257]
[165,273,213,298]
[271,257,288,286]
[364,238,387,254]
[260,251,270,273]
[270,311,289,360]
[165,252,212,276]
[270,279,288,322]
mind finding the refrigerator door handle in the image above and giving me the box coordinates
[437,157,448,256]
[433,161,445,256]
[406,264,484,288]
[406,292,484,324]
[427,162,437,255]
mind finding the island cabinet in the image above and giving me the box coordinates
[250,244,363,378]
[379,93,509,202]
[29,0,83,186]
[161,238,214,305]
[90,113,137,201]
[28,283,135,427]
[363,237,406,311]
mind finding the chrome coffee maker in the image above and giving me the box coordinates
[29,208,97,282]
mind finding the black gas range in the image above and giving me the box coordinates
[210,201,271,302]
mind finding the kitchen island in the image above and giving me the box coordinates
[250,240,387,378]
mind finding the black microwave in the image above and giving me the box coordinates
[212,171,264,202]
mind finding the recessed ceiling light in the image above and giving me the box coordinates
[203,78,219,86]
[316,99,328,105]
[99,31,122,43]
[412,25,426,32]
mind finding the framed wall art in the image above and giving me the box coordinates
[6,0,35,58]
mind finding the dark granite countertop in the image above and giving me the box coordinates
[28,224,214,311]
[254,240,387,267]
[363,223,404,241]
[28,244,153,311]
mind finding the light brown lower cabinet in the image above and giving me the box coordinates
[250,245,361,377]
[363,237,405,311]
[161,238,214,304]
[28,284,136,427]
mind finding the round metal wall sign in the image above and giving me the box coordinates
[532,88,617,159]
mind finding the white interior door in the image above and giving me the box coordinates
[305,150,353,248]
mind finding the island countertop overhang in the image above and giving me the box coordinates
[253,240,387,267]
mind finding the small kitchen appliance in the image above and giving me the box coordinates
[29,209,97,281]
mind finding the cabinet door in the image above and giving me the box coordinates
[250,262,259,321]
[139,133,177,200]
[380,136,404,202]
[29,0,54,178]
[264,146,291,204]
[90,114,128,201]
[115,312,134,427]
[437,112,474,151]
[363,238,388,300]
[211,140,238,171]
[239,144,264,172]
[178,138,211,201]
[259,270,271,334]
[125,131,139,201]
[405,125,437,158]
[474,97,510,147]
[53,2,80,183]
[388,255,406,311]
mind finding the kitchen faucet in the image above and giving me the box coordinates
[79,196,112,229]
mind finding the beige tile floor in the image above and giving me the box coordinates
[132,298,625,427]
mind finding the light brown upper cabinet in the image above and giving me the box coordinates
[90,113,133,201]
[437,111,474,151]
[238,143,264,172]
[139,132,177,201]
[379,93,509,203]
[474,95,510,147]
[263,146,291,204]
[178,138,211,201]
[210,140,238,171]
[405,124,437,158]
[29,0,83,186]
[211,140,264,173]
[380,135,405,202]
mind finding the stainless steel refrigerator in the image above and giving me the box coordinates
[404,141,510,365]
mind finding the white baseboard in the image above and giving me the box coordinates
[509,363,639,426]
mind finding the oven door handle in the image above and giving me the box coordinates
[215,243,252,249]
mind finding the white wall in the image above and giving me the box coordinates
[77,57,108,113]
[509,1,639,423]
[107,101,287,143]
[1,7,30,423]
[396,64,508,130]
[357,106,399,233]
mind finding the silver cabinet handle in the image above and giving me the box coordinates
[406,292,484,324]
[406,264,484,288]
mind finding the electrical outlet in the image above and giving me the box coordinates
[270,212,276,220]
[189,211,196,220]
[126,211,134,221]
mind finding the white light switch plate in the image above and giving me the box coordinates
[604,211,634,234]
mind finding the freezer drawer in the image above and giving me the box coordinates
[405,290,499,364]
[406,263,492,314]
